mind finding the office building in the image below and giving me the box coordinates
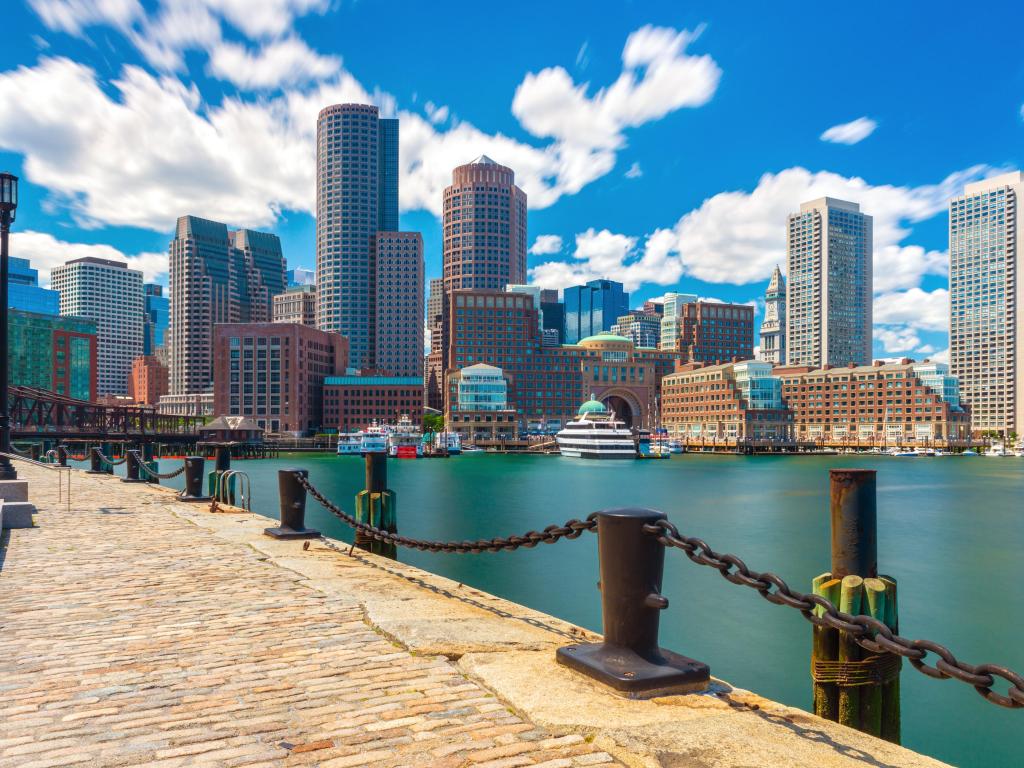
[212,323,348,434]
[446,363,517,440]
[273,285,317,326]
[323,375,423,432]
[168,215,285,397]
[8,309,97,400]
[287,266,315,287]
[375,232,424,376]
[128,354,168,406]
[564,279,629,344]
[661,300,755,363]
[759,265,786,365]
[143,283,169,356]
[540,289,564,345]
[315,103,400,368]
[612,310,662,348]
[659,292,697,350]
[8,257,59,315]
[662,361,791,445]
[427,278,444,332]
[50,257,143,396]
[786,197,873,368]
[949,171,1024,436]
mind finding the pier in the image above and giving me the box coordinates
[0,463,955,767]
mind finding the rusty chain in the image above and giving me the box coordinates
[296,473,596,554]
[92,447,128,466]
[129,451,187,480]
[645,518,1024,709]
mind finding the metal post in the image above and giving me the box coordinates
[265,469,320,539]
[556,508,710,698]
[178,456,211,502]
[215,444,231,473]
[56,444,68,467]
[0,178,16,481]
[829,469,877,579]
[122,446,144,483]
[101,442,114,474]
[142,443,159,484]
[87,445,104,474]
[29,443,40,462]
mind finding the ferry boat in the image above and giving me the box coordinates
[360,421,388,454]
[666,440,684,454]
[434,431,462,455]
[387,414,423,458]
[336,432,363,455]
[555,398,637,459]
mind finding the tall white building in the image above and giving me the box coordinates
[658,292,697,350]
[50,257,143,396]
[759,265,786,364]
[949,171,1024,437]
[785,197,872,368]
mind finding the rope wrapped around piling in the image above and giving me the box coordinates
[812,654,902,687]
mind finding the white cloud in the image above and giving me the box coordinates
[874,326,922,354]
[932,348,950,364]
[424,101,449,125]
[821,116,877,145]
[529,235,563,256]
[12,229,167,283]
[208,37,341,89]
[625,162,642,179]
[28,0,142,35]
[873,288,948,332]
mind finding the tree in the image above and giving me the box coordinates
[422,413,444,433]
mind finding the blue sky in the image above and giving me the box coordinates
[2,0,1023,360]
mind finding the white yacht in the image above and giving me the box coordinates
[336,432,363,455]
[556,398,636,459]
[434,431,462,455]
[360,421,388,454]
[387,414,423,458]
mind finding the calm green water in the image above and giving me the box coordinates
[109,452,1024,767]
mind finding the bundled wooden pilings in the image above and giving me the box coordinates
[355,452,397,559]
[813,469,901,742]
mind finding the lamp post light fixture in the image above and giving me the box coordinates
[0,171,18,479]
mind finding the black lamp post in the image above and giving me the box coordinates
[0,172,18,479]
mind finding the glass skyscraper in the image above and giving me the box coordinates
[949,171,1023,436]
[143,283,169,355]
[563,279,629,344]
[9,309,97,400]
[8,257,59,315]
[785,197,872,368]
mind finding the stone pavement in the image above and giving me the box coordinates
[0,463,949,768]
[0,465,620,768]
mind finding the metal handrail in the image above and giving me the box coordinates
[0,451,71,512]
[213,469,251,512]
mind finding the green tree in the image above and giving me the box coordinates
[422,413,444,433]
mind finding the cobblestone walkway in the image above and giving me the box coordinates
[0,466,619,768]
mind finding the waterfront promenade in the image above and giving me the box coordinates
[0,465,949,767]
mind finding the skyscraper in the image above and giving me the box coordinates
[315,103,400,368]
[659,292,697,350]
[564,279,629,344]
[50,257,143,395]
[785,197,872,368]
[167,215,285,396]
[374,232,424,376]
[442,156,527,293]
[287,267,315,287]
[949,171,1024,436]
[759,265,786,365]
[143,283,169,356]
[8,257,59,315]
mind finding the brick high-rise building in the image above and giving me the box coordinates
[786,197,872,368]
[273,285,317,326]
[50,257,143,396]
[375,232,424,376]
[128,354,168,405]
[212,323,348,434]
[167,215,285,397]
[661,300,754,363]
[315,104,400,368]
[949,171,1024,436]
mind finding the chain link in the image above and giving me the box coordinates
[646,518,1024,709]
[129,451,187,480]
[92,447,128,466]
[296,473,596,554]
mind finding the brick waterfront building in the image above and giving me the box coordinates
[212,323,347,434]
[128,355,168,406]
[661,300,755,364]
[323,375,424,432]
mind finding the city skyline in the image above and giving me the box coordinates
[1,2,1023,364]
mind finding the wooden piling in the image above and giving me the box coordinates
[861,578,887,737]
[355,452,397,559]
[880,575,901,743]
[812,574,842,721]
[837,575,864,729]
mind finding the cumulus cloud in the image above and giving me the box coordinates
[424,101,449,125]
[874,326,922,354]
[625,162,642,179]
[28,0,142,35]
[529,235,563,256]
[874,288,948,332]
[821,116,877,145]
[11,229,167,283]
[208,37,341,89]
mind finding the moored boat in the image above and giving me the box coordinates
[387,414,423,458]
[336,432,363,455]
[556,398,636,459]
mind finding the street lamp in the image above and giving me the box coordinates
[0,172,18,479]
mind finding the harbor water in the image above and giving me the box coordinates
[122,452,1023,767]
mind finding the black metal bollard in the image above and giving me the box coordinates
[56,445,69,467]
[829,469,877,579]
[87,446,104,473]
[215,444,231,473]
[29,444,41,462]
[122,447,144,483]
[556,508,710,698]
[264,469,320,540]
[178,456,211,501]
[100,442,114,474]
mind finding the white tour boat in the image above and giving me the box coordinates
[556,398,636,459]
[434,431,462,455]
[360,421,389,454]
[387,414,423,458]
[336,432,363,455]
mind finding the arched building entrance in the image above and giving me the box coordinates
[601,392,641,428]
